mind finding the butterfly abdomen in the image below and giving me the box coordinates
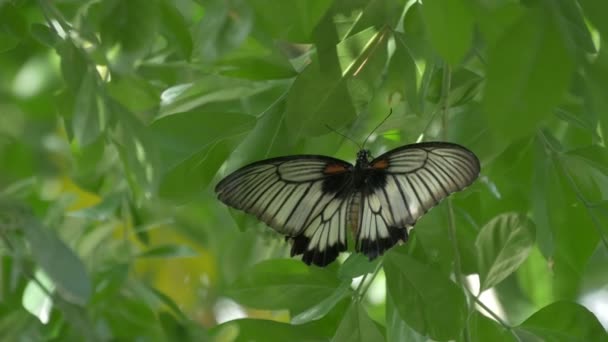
[347,193,361,237]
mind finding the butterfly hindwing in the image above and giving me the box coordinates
[352,191,409,259]
[215,156,353,266]
[354,142,480,259]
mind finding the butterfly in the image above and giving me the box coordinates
[215,142,480,267]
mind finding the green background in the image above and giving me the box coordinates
[0,0,607,341]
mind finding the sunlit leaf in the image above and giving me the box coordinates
[384,249,467,340]
[476,213,535,291]
[225,259,341,315]
[150,111,255,199]
[210,318,331,342]
[517,301,608,342]
[17,210,92,305]
[72,70,105,147]
[386,290,427,342]
[249,0,332,42]
[333,302,384,342]
[483,10,573,143]
[338,253,379,280]
[159,0,193,59]
[421,0,473,65]
[292,281,351,324]
[467,311,516,342]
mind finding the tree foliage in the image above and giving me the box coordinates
[0,0,607,341]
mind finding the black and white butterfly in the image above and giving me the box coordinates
[215,142,480,267]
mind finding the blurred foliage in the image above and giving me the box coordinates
[0,0,607,341]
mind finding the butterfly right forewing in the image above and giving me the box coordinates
[353,142,480,259]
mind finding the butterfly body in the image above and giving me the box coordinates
[215,142,480,267]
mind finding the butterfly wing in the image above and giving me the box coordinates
[215,156,354,266]
[354,142,480,259]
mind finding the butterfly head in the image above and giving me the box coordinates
[356,149,371,165]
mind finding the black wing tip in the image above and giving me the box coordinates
[358,225,409,260]
[289,235,347,267]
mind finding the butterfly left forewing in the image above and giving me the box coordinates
[215,155,353,266]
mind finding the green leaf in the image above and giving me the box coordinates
[426,67,482,107]
[103,295,163,339]
[193,0,253,62]
[387,33,421,114]
[517,301,608,342]
[285,57,356,137]
[467,311,516,342]
[18,212,92,305]
[218,40,297,80]
[228,95,291,164]
[137,245,198,259]
[30,23,60,48]
[421,0,473,65]
[552,0,596,54]
[57,41,89,92]
[106,75,161,115]
[0,308,44,341]
[250,0,332,42]
[291,281,351,324]
[516,246,554,308]
[159,0,193,59]
[0,31,19,53]
[157,136,246,200]
[476,213,535,291]
[98,0,160,61]
[67,192,122,220]
[386,290,427,342]
[72,70,105,147]
[158,76,277,116]
[285,27,385,137]
[332,302,384,342]
[0,3,27,53]
[483,10,573,143]
[560,146,608,204]
[150,110,255,199]
[535,131,600,299]
[338,253,379,280]
[384,249,467,340]
[159,312,209,341]
[338,0,405,39]
[578,0,608,45]
[22,270,54,324]
[210,318,331,342]
[225,259,341,315]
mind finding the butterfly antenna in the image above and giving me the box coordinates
[325,124,362,150]
[362,108,393,148]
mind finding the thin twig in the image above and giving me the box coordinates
[354,272,369,298]
[464,287,523,342]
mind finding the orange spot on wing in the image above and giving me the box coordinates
[372,158,389,169]
[323,163,349,175]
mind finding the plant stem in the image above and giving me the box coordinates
[440,62,471,342]
[359,259,383,298]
